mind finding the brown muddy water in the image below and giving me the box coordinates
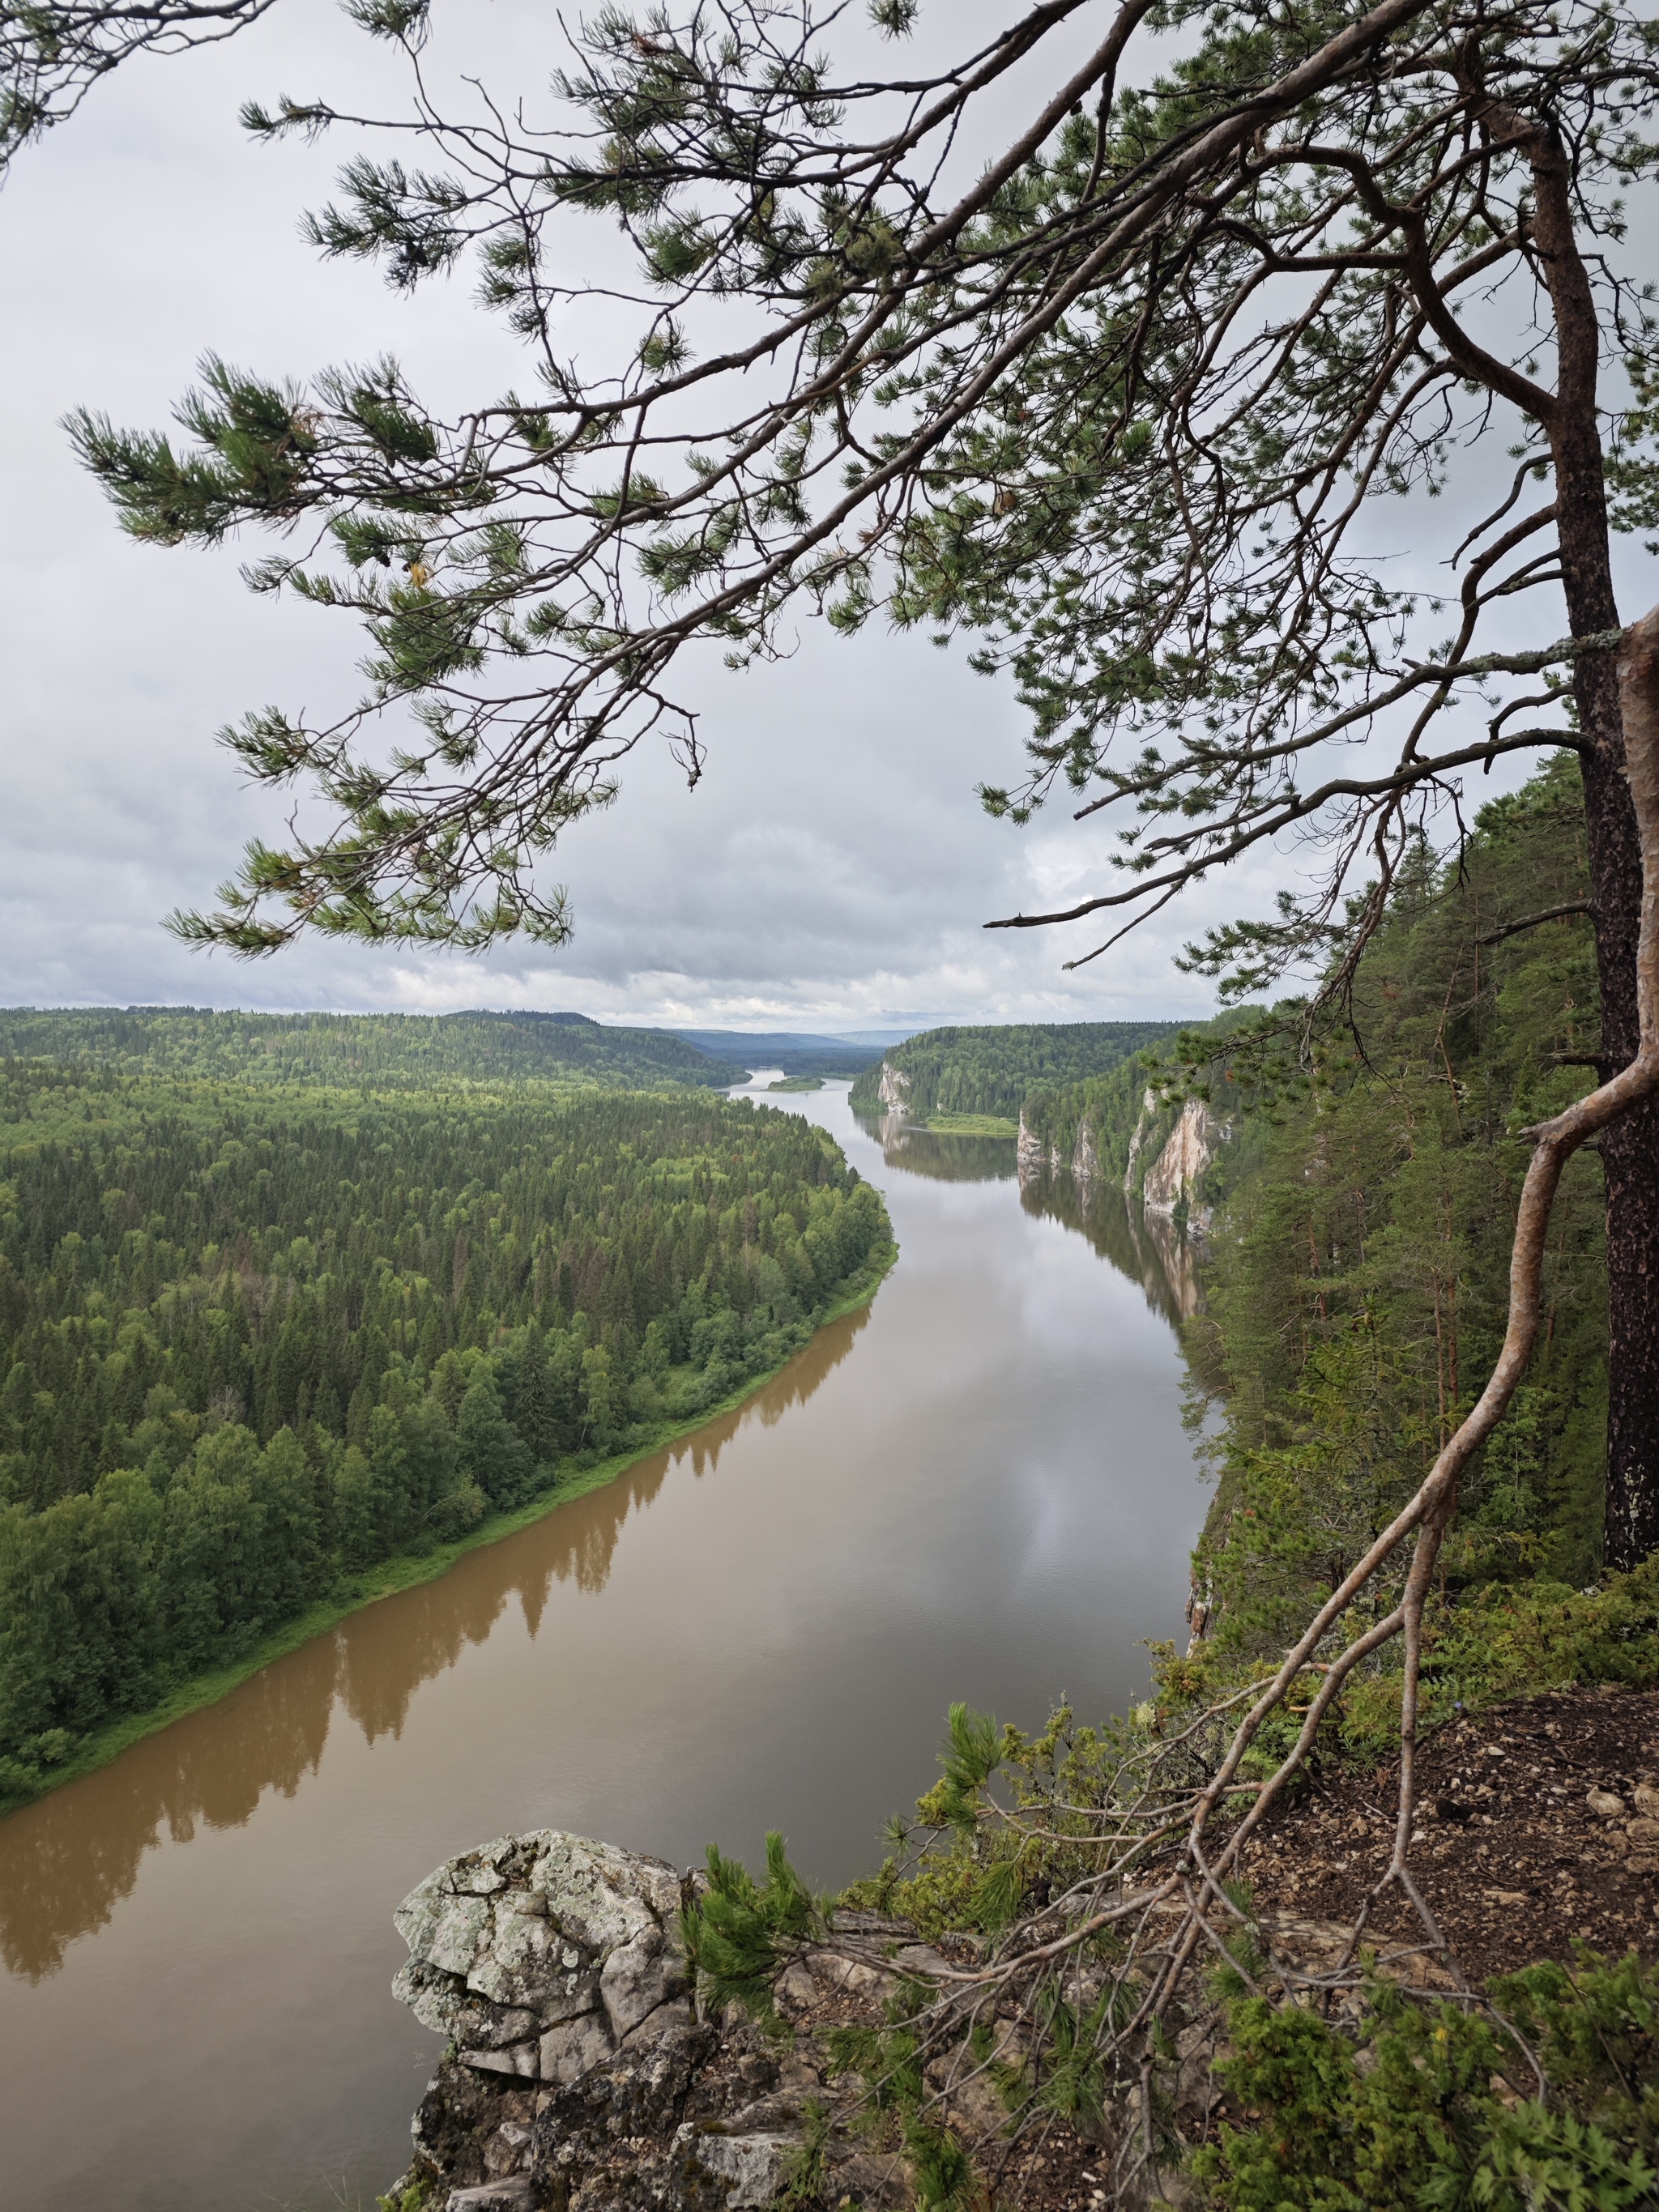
[0,1080,1207,2212]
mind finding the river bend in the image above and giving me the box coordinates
[0,1080,1205,2211]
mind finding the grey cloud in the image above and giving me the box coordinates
[1,0,1586,1029]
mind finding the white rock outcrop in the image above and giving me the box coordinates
[1014,1109,1101,1183]
[875,1060,911,1117]
[1121,1087,1160,1199]
[393,1831,693,2084]
[1141,1097,1230,1229]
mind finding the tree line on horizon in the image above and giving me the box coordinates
[0,1006,752,1093]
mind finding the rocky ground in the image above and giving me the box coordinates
[387,1689,1659,2212]
[383,1827,1142,2212]
[1238,1684,1659,1980]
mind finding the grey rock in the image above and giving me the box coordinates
[539,2012,616,2086]
[484,2121,533,2178]
[399,1835,979,2212]
[623,2000,695,2052]
[466,1904,588,2014]
[460,2043,541,2081]
[445,2182,534,2212]
[417,1894,497,1980]
[394,1958,471,2041]
[527,1832,681,1951]
[394,1829,687,2073]
[680,2129,795,2209]
[536,1971,603,2029]
[454,2006,539,2052]
[601,1925,684,2038]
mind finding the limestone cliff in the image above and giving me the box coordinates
[1014,1105,1102,1185]
[1119,1088,1160,1200]
[1015,1108,1051,1179]
[875,1060,911,1119]
[1140,1097,1231,1231]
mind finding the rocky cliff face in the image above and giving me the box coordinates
[392,1831,695,2094]
[390,1824,1478,2212]
[1120,1089,1159,1200]
[1014,1109,1101,1185]
[388,1830,997,2212]
[1073,1117,1098,1186]
[1015,1108,1051,1179]
[875,1061,911,1118]
[1140,1099,1230,1230]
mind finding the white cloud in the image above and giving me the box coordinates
[0,0,1606,1029]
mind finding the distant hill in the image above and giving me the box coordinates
[848,1021,1187,1126]
[0,1007,748,1091]
[667,1029,883,1080]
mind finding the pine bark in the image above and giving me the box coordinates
[1530,130,1659,1569]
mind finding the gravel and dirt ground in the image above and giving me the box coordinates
[1238,1683,1659,1980]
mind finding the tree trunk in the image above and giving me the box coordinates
[1532,127,1659,1569]
[1583,760,1659,1571]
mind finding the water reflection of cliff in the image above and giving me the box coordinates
[0,1306,868,1984]
[1021,1173,1196,1327]
[852,1110,1017,1183]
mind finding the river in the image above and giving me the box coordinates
[0,1079,1207,2212]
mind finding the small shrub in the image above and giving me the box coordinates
[1189,1946,1659,2212]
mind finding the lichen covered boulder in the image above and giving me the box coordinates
[393,1831,696,2084]
[388,1832,938,2212]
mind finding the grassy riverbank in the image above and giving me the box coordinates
[0,1240,895,1819]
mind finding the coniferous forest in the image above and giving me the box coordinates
[0,1005,750,1092]
[847,1021,1180,1126]
[0,1067,890,1800]
[1010,760,1652,1728]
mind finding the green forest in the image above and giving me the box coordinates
[847,1021,1181,1126]
[0,1007,749,1093]
[1018,757,1645,1724]
[1181,760,1629,1714]
[0,1070,890,1803]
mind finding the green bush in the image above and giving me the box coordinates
[1191,1949,1659,2212]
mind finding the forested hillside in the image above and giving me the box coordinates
[847,1021,1181,1125]
[0,1072,890,1801]
[1028,759,1628,1691]
[1021,1055,1162,1186]
[1183,758,1615,1684]
[0,1008,748,1091]
[849,762,1659,2205]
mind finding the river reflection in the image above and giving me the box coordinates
[0,1311,868,1985]
[853,1109,1018,1183]
[855,1106,1196,1322]
[1018,1174,1197,1327]
[0,1080,1206,2212]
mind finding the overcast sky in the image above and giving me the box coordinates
[0,0,1634,1032]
